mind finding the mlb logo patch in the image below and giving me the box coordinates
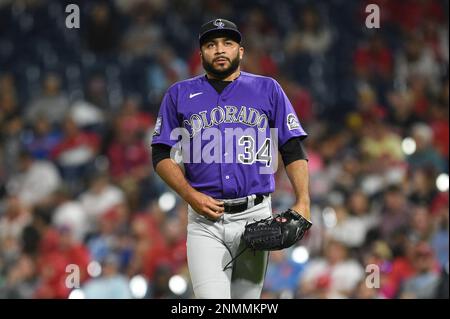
[287,113,300,130]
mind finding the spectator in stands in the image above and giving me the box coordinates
[52,188,89,244]
[32,222,90,298]
[51,116,100,194]
[107,115,151,210]
[121,6,162,58]
[379,185,412,243]
[408,122,447,173]
[360,240,393,298]
[25,73,70,127]
[0,253,38,299]
[79,174,125,232]
[0,196,31,244]
[82,253,132,299]
[360,119,404,170]
[117,96,154,137]
[408,168,438,206]
[147,45,188,102]
[400,242,441,298]
[87,206,132,267]
[395,32,440,93]
[355,85,387,123]
[386,90,421,130]
[162,217,187,274]
[6,151,61,208]
[54,225,91,282]
[393,0,445,34]
[409,205,434,242]
[127,213,169,280]
[147,263,177,299]
[241,38,279,77]
[298,239,364,298]
[327,191,379,248]
[85,73,110,111]
[33,222,90,298]
[21,116,62,160]
[264,249,306,298]
[0,109,24,178]
[285,5,332,56]
[354,34,393,85]
[431,200,449,268]
[69,100,105,132]
[428,94,449,159]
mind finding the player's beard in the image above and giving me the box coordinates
[202,52,240,80]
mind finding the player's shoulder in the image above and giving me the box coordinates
[239,71,277,83]
[239,72,282,98]
[239,71,280,88]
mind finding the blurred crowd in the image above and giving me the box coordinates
[0,0,448,299]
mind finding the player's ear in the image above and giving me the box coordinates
[239,46,244,59]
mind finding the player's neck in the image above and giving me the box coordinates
[206,68,241,82]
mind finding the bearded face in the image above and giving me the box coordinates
[200,37,243,80]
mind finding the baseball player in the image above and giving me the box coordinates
[151,18,310,299]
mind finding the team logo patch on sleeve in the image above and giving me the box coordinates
[153,116,162,136]
[287,113,300,130]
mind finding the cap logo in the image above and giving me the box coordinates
[213,19,225,28]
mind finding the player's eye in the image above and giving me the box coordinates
[225,41,233,46]
[207,43,215,48]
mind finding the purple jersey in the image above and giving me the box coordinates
[151,71,307,199]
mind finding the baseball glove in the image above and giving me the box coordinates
[243,209,312,251]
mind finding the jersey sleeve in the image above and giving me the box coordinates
[270,79,308,146]
[151,88,181,147]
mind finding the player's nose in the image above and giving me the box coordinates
[214,43,226,54]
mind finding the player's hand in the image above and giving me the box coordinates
[186,191,224,221]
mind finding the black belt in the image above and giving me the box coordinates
[222,194,266,214]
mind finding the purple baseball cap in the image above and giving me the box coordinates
[199,18,242,46]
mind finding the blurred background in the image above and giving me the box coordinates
[0,0,448,299]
